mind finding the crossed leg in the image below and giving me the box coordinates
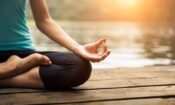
[0,53,52,88]
[0,66,44,89]
[0,52,92,90]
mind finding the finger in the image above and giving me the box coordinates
[91,60,101,63]
[84,49,111,62]
[98,44,108,56]
[102,44,108,55]
[99,47,111,60]
[95,38,107,47]
[100,50,111,60]
[86,55,103,62]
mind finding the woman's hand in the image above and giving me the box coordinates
[76,38,111,62]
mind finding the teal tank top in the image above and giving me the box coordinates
[0,0,35,51]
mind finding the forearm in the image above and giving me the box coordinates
[36,18,82,53]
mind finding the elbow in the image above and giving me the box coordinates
[35,17,54,31]
[35,20,46,31]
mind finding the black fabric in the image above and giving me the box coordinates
[0,50,92,90]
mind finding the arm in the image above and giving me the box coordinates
[30,0,81,53]
[30,0,110,62]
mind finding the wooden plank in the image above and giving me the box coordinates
[94,66,175,72]
[2,73,175,94]
[164,98,175,105]
[77,79,134,89]
[1,86,175,105]
[0,88,46,94]
[92,70,175,80]
[0,66,175,93]
[1,77,175,94]
[59,98,169,105]
[90,67,175,80]
[0,66,175,105]
[0,79,134,94]
[129,77,175,86]
[79,77,175,90]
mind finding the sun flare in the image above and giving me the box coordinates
[117,0,138,7]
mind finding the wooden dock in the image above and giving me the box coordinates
[1,66,175,105]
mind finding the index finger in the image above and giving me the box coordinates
[98,43,108,56]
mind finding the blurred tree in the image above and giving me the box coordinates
[26,0,175,22]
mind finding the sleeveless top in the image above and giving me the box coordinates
[0,0,35,51]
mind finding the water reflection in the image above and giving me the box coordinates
[29,21,175,69]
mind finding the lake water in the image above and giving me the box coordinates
[28,21,175,69]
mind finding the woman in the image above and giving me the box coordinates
[0,0,110,90]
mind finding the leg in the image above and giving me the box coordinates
[0,66,44,89]
[0,53,51,80]
[0,52,92,90]
[39,52,92,90]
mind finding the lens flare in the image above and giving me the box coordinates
[117,0,138,7]
[121,0,137,5]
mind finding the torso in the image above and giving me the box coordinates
[0,0,35,51]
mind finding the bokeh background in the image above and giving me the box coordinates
[26,0,175,69]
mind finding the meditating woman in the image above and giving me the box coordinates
[0,0,110,90]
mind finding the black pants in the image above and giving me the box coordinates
[0,50,92,90]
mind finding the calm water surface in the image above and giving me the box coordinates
[28,21,175,69]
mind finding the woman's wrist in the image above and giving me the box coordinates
[72,44,84,55]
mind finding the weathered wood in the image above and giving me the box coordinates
[0,79,134,94]
[59,98,169,105]
[2,77,175,94]
[94,66,175,72]
[129,77,175,86]
[0,88,46,94]
[90,66,175,80]
[78,79,134,89]
[79,77,175,90]
[1,66,175,105]
[0,86,175,105]
[164,98,175,105]
[1,77,175,94]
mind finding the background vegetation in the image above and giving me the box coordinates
[26,0,175,22]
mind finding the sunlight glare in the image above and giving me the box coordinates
[117,0,138,7]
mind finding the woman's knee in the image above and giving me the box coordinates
[68,54,92,87]
[39,53,92,90]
